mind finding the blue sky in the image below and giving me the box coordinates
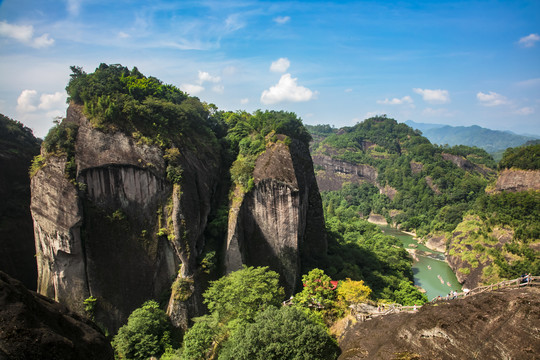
[0,0,539,138]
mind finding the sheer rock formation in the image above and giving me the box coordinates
[225,138,327,294]
[31,104,220,331]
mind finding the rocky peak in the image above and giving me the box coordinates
[225,139,326,294]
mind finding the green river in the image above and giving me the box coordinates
[379,225,462,301]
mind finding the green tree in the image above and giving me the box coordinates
[336,278,372,309]
[294,268,337,310]
[112,300,173,360]
[218,306,340,360]
[203,266,284,328]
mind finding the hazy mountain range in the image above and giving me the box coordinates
[405,120,539,155]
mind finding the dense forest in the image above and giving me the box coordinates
[447,143,540,284]
[308,117,495,236]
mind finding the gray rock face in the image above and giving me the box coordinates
[31,104,220,331]
[225,140,326,294]
[311,154,378,191]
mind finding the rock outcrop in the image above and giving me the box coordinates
[31,104,221,331]
[0,271,113,360]
[441,152,494,177]
[225,139,326,294]
[311,154,378,191]
[491,169,540,193]
[338,286,540,359]
[0,115,40,290]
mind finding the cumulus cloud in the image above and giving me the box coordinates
[270,58,290,73]
[16,90,66,113]
[198,71,221,84]
[180,83,204,95]
[17,90,38,112]
[518,33,540,48]
[0,21,54,48]
[39,92,64,110]
[515,107,534,115]
[377,96,413,105]
[260,74,315,105]
[413,88,450,104]
[476,91,509,106]
[273,16,291,24]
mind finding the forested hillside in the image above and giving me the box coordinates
[307,117,495,237]
[446,144,540,287]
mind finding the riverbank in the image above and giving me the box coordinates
[378,225,462,300]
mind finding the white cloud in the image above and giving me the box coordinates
[377,95,413,105]
[17,90,38,112]
[240,98,249,105]
[118,31,130,39]
[0,21,54,48]
[180,84,204,95]
[225,14,245,32]
[413,88,450,104]
[273,16,291,25]
[476,91,509,106]
[198,71,221,84]
[516,107,534,115]
[344,88,353,93]
[260,73,315,104]
[516,78,540,87]
[518,33,540,48]
[270,58,290,73]
[17,90,66,113]
[39,92,65,110]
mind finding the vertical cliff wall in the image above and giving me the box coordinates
[31,105,221,331]
[0,115,40,290]
[225,138,326,294]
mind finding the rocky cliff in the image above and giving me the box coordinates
[338,286,540,359]
[491,168,540,193]
[0,271,113,360]
[225,138,327,294]
[31,104,221,331]
[0,114,40,290]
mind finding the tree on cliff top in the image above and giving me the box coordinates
[498,143,540,171]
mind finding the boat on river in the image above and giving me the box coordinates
[427,265,431,270]
[438,274,444,284]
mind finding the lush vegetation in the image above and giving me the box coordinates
[310,116,494,236]
[313,197,428,305]
[112,300,176,360]
[498,143,540,170]
[220,109,311,191]
[219,306,340,360]
[174,266,339,360]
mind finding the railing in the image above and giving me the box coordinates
[431,275,538,303]
[349,275,537,321]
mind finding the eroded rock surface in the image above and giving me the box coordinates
[339,286,540,360]
[225,139,326,294]
[31,104,220,331]
[0,271,113,360]
[492,169,540,193]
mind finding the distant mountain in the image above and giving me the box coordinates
[404,120,539,154]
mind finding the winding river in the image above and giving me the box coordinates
[379,225,462,301]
